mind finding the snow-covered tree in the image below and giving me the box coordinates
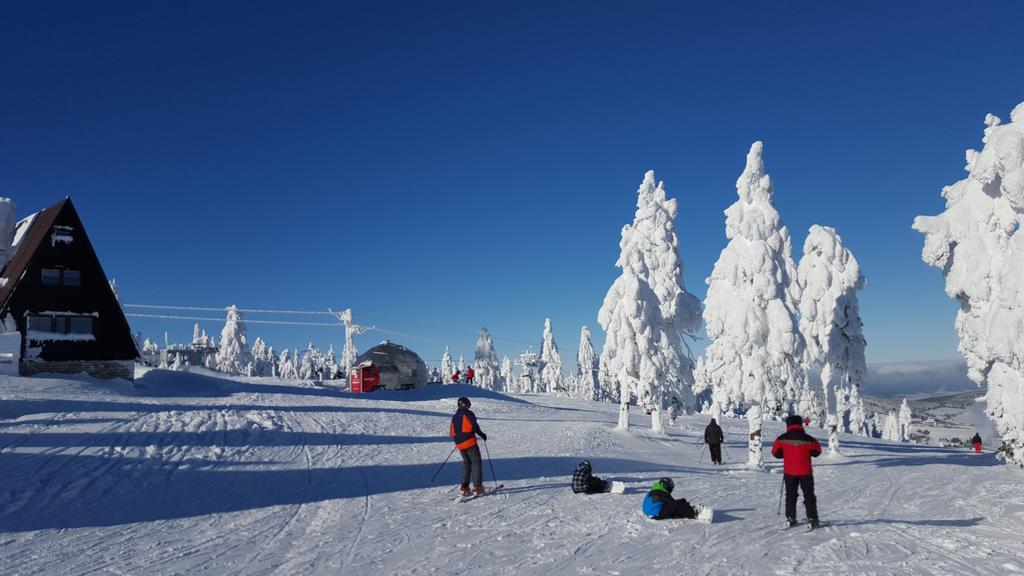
[251,336,277,377]
[457,356,466,382]
[538,318,563,394]
[872,413,883,439]
[898,398,913,442]
[216,305,252,374]
[516,349,538,394]
[797,382,822,428]
[694,142,805,467]
[576,326,599,400]
[500,355,514,392]
[914,102,1024,466]
[599,170,702,432]
[474,328,500,391]
[441,346,454,383]
[882,410,901,442]
[848,382,869,436]
[797,224,867,453]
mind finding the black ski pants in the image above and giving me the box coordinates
[460,444,483,488]
[709,443,722,464]
[586,477,610,494]
[657,497,697,520]
[784,474,818,522]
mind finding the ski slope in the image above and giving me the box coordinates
[0,368,1021,575]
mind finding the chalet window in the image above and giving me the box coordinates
[40,268,80,286]
[27,316,51,331]
[52,317,67,333]
[68,317,93,334]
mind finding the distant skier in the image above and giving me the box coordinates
[704,418,724,465]
[571,460,610,494]
[971,432,982,453]
[642,477,713,521]
[772,414,822,528]
[452,369,461,383]
[450,397,487,496]
[466,366,475,384]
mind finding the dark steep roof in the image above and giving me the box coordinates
[0,198,66,311]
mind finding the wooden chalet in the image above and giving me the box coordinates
[0,197,139,380]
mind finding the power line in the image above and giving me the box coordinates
[124,304,333,316]
[125,313,341,328]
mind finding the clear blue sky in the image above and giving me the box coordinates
[3,1,1022,367]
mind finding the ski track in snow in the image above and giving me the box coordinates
[0,370,1021,575]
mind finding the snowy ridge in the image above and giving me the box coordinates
[0,370,1020,575]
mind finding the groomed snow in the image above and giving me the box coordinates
[0,369,1020,575]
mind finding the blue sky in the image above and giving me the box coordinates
[3,1,1022,368]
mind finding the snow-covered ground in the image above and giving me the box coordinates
[1,369,1021,575]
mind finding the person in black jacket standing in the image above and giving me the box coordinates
[704,418,725,464]
[450,397,487,496]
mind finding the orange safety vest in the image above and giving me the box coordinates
[450,410,478,450]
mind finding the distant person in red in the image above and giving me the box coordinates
[772,414,822,528]
[452,369,461,383]
[803,417,811,426]
[466,366,475,384]
[972,432,982,453]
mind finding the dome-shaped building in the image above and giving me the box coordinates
[350,340,428,392]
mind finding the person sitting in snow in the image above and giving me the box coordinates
[642,477,698,520]
[450,396,487,496]
[704,418,725,465]
[772,414,822,528]
[571,460,611,494]
[971,432,982,453]
[452,369,461,383]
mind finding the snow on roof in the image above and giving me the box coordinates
[11,212,37,250]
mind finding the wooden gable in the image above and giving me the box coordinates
[0,198,139,363]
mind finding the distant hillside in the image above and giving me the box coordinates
[861,359,976,398]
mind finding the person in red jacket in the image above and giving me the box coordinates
[971,432,982,453]
[466,366,475,384]
[772,414,822,528]
[450,397,487,496]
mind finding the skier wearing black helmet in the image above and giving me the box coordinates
[642,477,712,522]
[450,397,487,497]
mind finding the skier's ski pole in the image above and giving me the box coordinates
[430,446,458,483]
[777,477,784,515]
[482,439,499,489]
[699,443,706,462]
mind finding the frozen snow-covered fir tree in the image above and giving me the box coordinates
[898,398,913,442]
[474,328,500,391]
[576,326,598,401]
[457,356,466,382]
[694,142,805,467]
[441,346,454,384]
[796,224,867,454]
[598,170,702,433]
[914,102,1024,466]
[882,410,901,442]
[538,318,563,394]
[499,355,513,392]
[216,305,252,375]
[848,382,869,436]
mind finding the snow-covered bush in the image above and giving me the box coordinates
[695,142,805,467]
[913,102,1024,466]
[216,305,252,374]
[796,224,867,453]
[599,170,702,432]
[882,411,901,442]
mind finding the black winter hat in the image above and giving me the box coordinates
[786,414,804,426]
[458,397,471,408]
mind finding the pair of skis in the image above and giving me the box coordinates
[783,520,827,532]
[455,484,504,503]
